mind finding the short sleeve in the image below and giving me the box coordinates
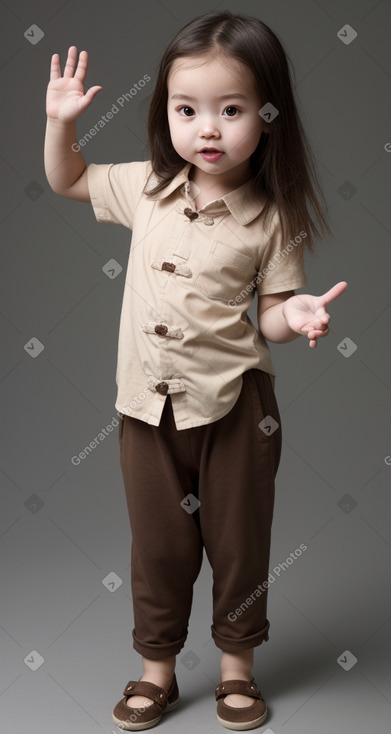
[256,210,308,296]
[87,161,150,230]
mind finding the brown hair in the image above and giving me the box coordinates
[142,10,332,253]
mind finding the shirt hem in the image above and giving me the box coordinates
[116,402,239,429]
[115,367,276,430]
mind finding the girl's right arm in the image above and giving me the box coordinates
[44,46,102,201]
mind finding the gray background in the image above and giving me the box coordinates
[1,0,390,732]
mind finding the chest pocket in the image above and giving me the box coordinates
[193,240,254,302]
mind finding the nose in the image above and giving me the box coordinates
[198,113,221,138]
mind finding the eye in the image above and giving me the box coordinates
[176,105,240,117]
[224,106,239,117]
[178,106,195,117]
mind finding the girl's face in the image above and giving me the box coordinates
[166,54,268,185]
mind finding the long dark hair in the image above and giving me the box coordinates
[142,10,332,253]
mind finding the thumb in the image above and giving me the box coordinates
[84,85,103,103]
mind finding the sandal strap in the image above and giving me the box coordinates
[122,679,169,708]
[215,678,264,701]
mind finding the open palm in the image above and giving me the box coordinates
[46,45,102,122]
[282,281,348,348]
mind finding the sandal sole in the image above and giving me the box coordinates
[112,696,180,731]
[216,706,268,731]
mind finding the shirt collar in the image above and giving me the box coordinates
[148,161,266,225]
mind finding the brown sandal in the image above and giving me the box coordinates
[215,677,267,730]
[112,674,179,730]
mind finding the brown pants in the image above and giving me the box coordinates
[118,368,282,660]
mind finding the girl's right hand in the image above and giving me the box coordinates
[46,46,103,122]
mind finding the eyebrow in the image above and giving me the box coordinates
[170,93,247,101]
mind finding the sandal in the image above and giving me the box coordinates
[112,674,179,730]
[215,677,267,731]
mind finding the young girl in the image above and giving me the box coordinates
[44,10,347,731]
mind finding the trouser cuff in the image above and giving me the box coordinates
[211,619,270,653]
[132,628,187,659]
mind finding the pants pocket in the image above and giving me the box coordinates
[118,413,125,445]
[246,369,282,476]
[245,370,273,437]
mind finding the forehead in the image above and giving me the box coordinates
[167,54,256,97]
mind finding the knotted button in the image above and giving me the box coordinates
[162,261,176,272]
[183,207,199,221]
[154,324,168,336]
[155,382,168,395]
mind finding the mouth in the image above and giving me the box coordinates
[199,148,224,161]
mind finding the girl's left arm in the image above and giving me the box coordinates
[259,281,348,348]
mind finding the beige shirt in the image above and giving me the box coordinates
[87,160,307,429]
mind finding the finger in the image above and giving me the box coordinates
[50,53,61,81]
[318,281,348,307]
[313,318,329,329]
[63,45,77,78]
[84,86,103,103]
[308,327,329,338]
[301,322,328,335]
[74,49,88,82]
[308,315,329,329]
[76,86,103,115]
[313,305,330,324]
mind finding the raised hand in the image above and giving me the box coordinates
[282,281,348,348]
[46,45,102,122]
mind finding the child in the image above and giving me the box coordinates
[44,10,347,731]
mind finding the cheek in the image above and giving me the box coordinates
[168,124,189,153]
[167,110,175,131]
[172,123,189,145]
[235,121,263,151]
[232,131,258,155]
[167,112,179,132]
